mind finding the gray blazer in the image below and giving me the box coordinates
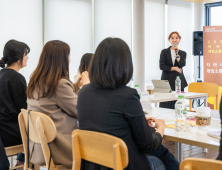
[27,79,79,168]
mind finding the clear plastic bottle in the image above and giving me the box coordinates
[175,76,181,94]
[175,95,187,132]
[135,85,141,97]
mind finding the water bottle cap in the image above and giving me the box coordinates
[135,85,139,87]
[178,95,184,99]
[177,76,180,79]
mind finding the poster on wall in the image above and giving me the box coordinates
[203,26,222,86]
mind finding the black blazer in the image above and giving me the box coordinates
[159,47,188,91]
[217,98,222,160]
[77,84,162,170]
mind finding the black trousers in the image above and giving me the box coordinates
[159,89,184,109]
[0,137,9,170]
[149,145,179,170]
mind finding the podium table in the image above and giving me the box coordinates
[148,92,208,107]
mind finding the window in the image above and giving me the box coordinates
[205,2,222,26]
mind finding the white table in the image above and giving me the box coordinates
[148,92,208,107]
[145,107,220,162]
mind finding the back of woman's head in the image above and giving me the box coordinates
[78,53,93,74]
[0,40,30,68]
[89,38,133,89]
[27,40,70,99]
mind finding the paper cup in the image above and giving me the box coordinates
[196,107,211,131]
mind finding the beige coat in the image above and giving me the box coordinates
[27,79,79,169]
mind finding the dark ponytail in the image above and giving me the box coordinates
[0,57,8,68]
[0,40,30,68]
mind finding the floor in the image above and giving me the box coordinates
[162,140,219,160]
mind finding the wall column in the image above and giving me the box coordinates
[132,0,145,91]
[193,2,205,82]
[194,2,205,31]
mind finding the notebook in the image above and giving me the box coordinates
[152,80,172,93]
[207,131,221,140]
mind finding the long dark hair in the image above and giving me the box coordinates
[78,53,93,74]
[89,38,133,89]
[27,40,70,99]
[0,40,30,68]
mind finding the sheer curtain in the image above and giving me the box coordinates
[0,0,43,81]
[45,0,92,82]
[94,0,132,50]
[145,0,165,87]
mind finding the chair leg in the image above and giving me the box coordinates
[203,148,208,153]
[189,99,192,111]
[34,164,40,170]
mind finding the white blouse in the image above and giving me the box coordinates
[170,48,176,66]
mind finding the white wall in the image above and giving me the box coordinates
[168,0,194,91]
[145,0,165,86]
[94,0,132,50]
[0,0,43,81]
[45,0,92,82]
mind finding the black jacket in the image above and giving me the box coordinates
[77,84,162,170]
[217,98,222,160]
[159,47,188,91]
[0,69,27,147]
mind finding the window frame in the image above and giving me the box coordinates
[205,2,222,26]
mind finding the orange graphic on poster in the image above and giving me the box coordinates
[204,26,222,86]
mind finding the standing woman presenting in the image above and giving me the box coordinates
[159,32,188,109]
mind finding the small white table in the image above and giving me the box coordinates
[148,92,208,107]
[145,107,220,162]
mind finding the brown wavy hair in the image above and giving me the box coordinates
[168,31,181,40]
[27,40,70,99]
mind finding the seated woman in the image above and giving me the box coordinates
[26,40,89,168]
[77,38,179,170]
[0,40,30,168]
[0,137,9,170]
[0,40,29,147]
[74,53,93,83]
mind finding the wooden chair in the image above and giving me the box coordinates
[5,144,24,157]
[188,82,218,110]
[18,109,67,170]
[5,144,24,170]
[208,86,222,110]
[180,158,222,170]
[72,129,129,170]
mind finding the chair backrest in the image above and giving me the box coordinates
[72,129,128,170]
[18,109,57,170]
[188,82,218,97]
[180,158,222,170]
